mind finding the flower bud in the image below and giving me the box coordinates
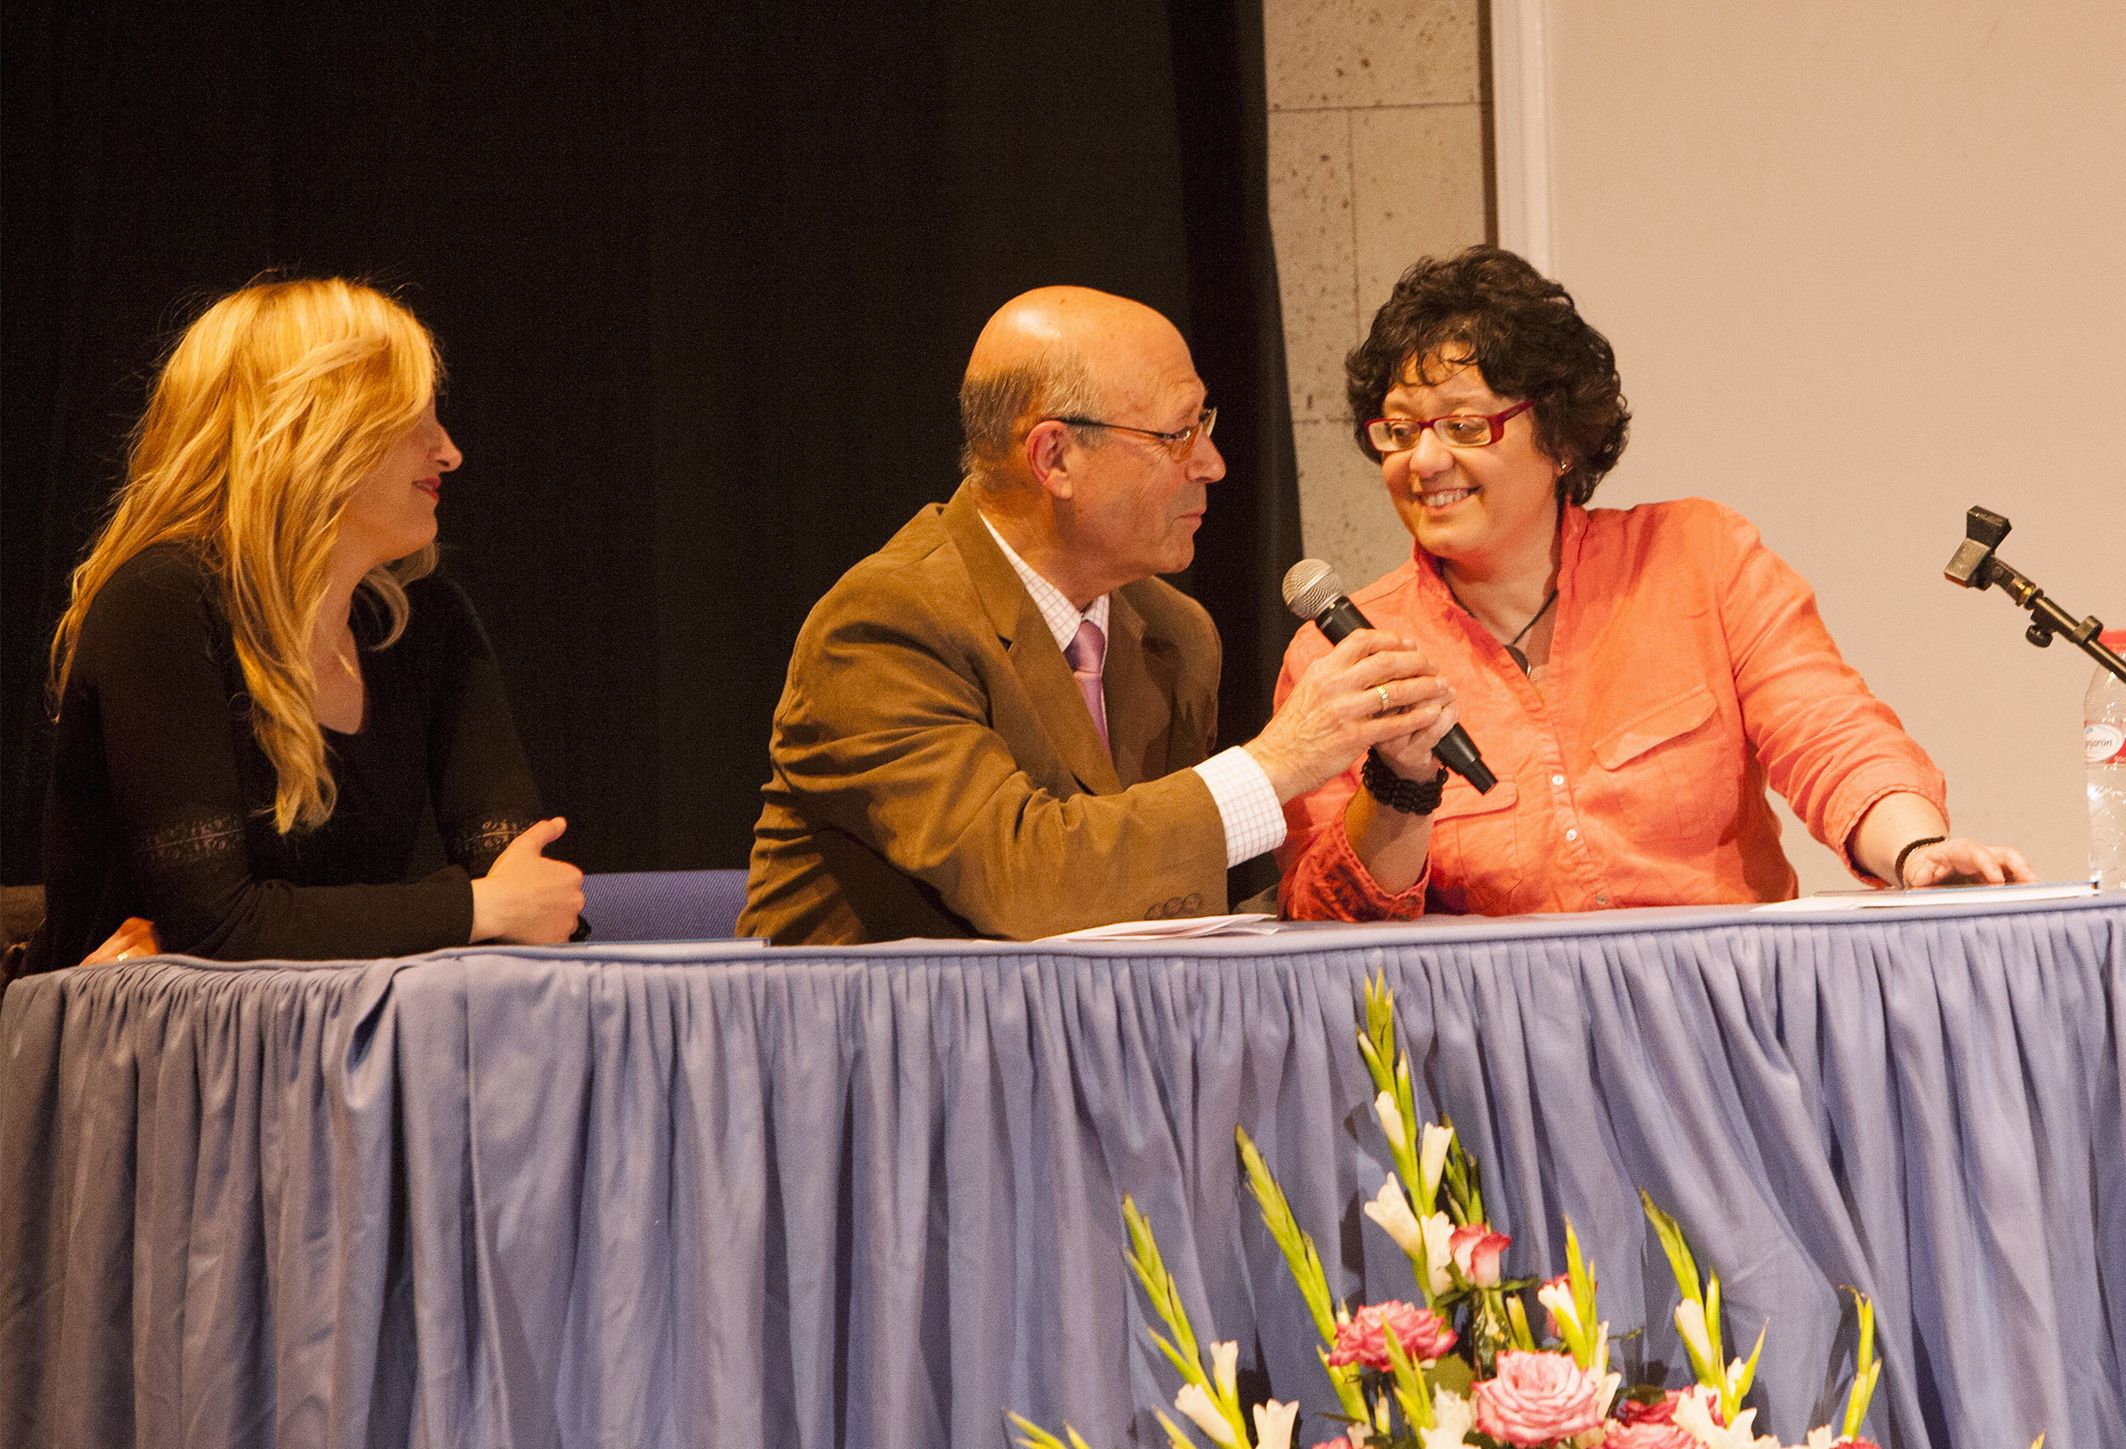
[1251,1398,1298,1449]
[1363,1177,1426,1258]
[1174,1383,1238,1448]
[1419,1123,1453,1203]
[1674,1299,1714,1373]
[1211,1340,1238,1402]
[1375,1092,1407,1155]
[1421,1212,1455,1297]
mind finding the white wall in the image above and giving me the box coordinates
[1534,0,2126,887]
[1264,0,1490,588]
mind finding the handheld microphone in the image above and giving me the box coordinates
[1282,559,1498,793]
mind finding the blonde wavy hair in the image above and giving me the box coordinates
[50,277,444,833]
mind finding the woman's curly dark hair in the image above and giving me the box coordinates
[1345,246,1630,505]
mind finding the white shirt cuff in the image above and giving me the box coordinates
[1194,746,1286,868]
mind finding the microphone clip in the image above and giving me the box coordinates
[1943,505,2125,683]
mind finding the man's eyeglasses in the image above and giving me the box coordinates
[1365,399,1532,454]
[1049,406,1217,460]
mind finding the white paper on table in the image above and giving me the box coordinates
[1750,880,2098,913]
[1043,912,1281,941]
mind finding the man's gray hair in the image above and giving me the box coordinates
[959,350,1108,483]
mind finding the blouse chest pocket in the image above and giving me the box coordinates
[1587,682,1738,853]
[1425,777,1519,915]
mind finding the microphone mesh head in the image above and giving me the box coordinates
[1281,558,1344,620]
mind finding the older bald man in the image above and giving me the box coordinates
[739,287,1454,945]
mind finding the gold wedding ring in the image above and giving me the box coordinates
[1373,684,1392,716]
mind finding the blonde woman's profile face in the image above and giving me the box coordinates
[335,403,461,572]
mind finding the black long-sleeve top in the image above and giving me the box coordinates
[23,543,543,970]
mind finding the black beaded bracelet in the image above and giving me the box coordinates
[1360,749,1444,816]
[1893,835,1946,889]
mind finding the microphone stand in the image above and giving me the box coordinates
[1944,506,2126,684]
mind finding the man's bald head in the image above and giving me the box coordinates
[958,287,1190,485]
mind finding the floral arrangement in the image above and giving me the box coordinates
[1010,977,2029,1449]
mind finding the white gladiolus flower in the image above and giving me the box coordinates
[1375,1091,1407,1154]
[1420,1387,1476,1449]
[1419,1123,1453,1203]
[1537,1278,1581,1336]
[1672,1392,1772,1449]
[1421,1211,1455,1296]
[1674,1298,1715,1371]
[1211,1340,1239,1402]
[1174,1383,1238,1448]
[1363,1176,1426,1257]
[1251,1398,1299,1449]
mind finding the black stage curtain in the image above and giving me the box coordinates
[1,0,1301,887]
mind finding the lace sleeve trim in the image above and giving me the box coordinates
[134,813,247,871]
[448,815,536,876]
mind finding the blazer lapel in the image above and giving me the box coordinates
[1101,587,1174,788]
[941,485,1122,795]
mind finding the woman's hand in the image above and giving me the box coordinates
[1898,836,2038,889]
[1852,792,2037,889]
[471,817,585,944]
[80,916,160,966]
[1371,694,1461,783]
[1246,631,1453,801]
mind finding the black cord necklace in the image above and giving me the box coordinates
[1451,585,1559,674]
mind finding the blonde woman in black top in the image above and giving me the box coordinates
[20,279,581,975]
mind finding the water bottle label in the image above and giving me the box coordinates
[2088,722,2126,765]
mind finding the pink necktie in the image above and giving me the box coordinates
[1066,618,1110,752]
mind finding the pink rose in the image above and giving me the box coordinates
[1600,1421,1696,1449]
[1326,1300,1459,1371]
[1472,1349,1607,1446]
[1448,1222,1510,1286]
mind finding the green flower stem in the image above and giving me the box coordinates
[1842,1290,1881,1440]
[1316,1349,1371,1427]
[1641,1193,1704,1305]
[1122,1197,1251,1446]
[1359,979,1426,1208]
[1230,1129,1369,1426]
[1125,1198,1207,1387]
[1007,1414,1095,1449]
[1503,1294,1536,1352]
[1562,1220,1601,1370]
[1381,1318,1436,1433]
[1153,1411,1201,1449]
[1440,1122,1486,1225]
[1730,1324,1766,1413]
[1236,1128,1339,1345]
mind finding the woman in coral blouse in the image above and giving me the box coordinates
[1274,247,2032,918]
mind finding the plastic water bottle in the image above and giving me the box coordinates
[2087,629,2126,889]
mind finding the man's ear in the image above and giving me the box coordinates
[1024,419,1075,501]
